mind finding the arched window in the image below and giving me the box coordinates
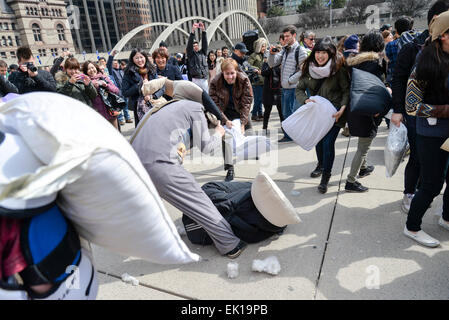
[57,24,65,41]
[26,7,30,15]
[32,23,42,42]
[2,37,6,47]
[7,36,12,46]
[33,8,38,15]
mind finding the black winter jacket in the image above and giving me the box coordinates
[121,66,164,112]
[183,181,285,245]
[391,30,428,114]
[262,62,281,106]
[0,74,18,97]
[347,52,387,138]
[186,31,208,79]
[9,69,56,94]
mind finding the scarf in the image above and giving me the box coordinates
[309,60,332,80]
[138,67,148,76]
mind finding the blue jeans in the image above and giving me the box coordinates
[118,97,131,122]
[251,85,263,117]
[315,125,341,175]
[281,88,297,139]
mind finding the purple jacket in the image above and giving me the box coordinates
[90,73,120,121]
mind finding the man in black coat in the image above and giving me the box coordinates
[186,22,208,91]
[9,46,56,94]
[390,0,449,213]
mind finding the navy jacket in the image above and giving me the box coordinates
[122,66,164,111]
[107,55,125,91]
[156,63,183,81]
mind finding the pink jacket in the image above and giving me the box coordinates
[89,72,120,120]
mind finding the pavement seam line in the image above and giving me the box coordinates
[97,270,196,300]
[313,136,352,300]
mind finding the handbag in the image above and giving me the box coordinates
[98,79,126,117]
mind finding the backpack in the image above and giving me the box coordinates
[283,45,304,73]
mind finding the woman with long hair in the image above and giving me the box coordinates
[121,48,164,127]
[82,61,121,130]
[403,13,449,247]
[296,36,350,194]
[207,50,217,84]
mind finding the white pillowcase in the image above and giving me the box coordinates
[251,171,301,227]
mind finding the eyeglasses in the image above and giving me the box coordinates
[307,38,316,41]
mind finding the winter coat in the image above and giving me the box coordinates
[9,69,56,94]
[89,72,120,121]
[248,52,264,86]
[268,41,307,89]
[346,52,388,138]
[186,31,208,79]
[55,71,97,107]
[122,66,163,112]
[391,30,428,114]
[106,55,125,91]
[156,63,183,81]
[262,62,281,106]
[209,71,253,126]
[0,74,18,98]
[183,181,286,245]
[295,61,350,128]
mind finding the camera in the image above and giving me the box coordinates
[272,47,280,53]
[26,62,38,73]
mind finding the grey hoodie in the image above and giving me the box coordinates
[268,40,307,89]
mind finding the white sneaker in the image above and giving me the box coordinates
[403,226,440,248]
[401,193,414,213]
[438,217,449,231]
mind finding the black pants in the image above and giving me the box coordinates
[406,135,449,231]
[263,102,283,130]
[404,115,420,195]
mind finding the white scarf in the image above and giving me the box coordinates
[309,60,332,80]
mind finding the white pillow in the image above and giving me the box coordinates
[0,92,199,265]
[251,171,301,227]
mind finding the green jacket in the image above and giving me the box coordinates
[248,52,264,86]
[296,66,350,128]
[55,71,97,107]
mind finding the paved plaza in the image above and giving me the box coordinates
[94,112,449,300]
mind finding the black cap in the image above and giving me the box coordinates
[234,42,248,53]
[380,24,391,32]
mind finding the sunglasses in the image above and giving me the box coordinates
[307,38,316,41]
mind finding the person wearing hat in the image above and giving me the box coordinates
[380,24,392,33]
[390,0,449,215]
[343,34,360,59]
[186,22,209,92]
[402,9,449,248]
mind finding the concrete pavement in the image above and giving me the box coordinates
[94,113,449,300]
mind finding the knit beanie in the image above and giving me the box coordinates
[344,35,359,50]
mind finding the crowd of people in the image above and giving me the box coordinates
[2,0,449,299]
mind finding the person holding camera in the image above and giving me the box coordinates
[248,38,268,121]
[9,46,56,94]
[82,61,120,130]
[187,22,209,92]
[55,57,97,108]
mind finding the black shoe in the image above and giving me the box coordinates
[278,136,292,143]
[226,240,247,259]
[310,164,323,178]
[345,181,369,193]
[251,115,258,121]
[225,169,235,182]
[318,173,331,194]
[359,165,374,178]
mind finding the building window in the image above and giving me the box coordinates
[34,8,38,16]
[7,37,12,46]
[32,23,42,42]
[57,24,65,41]
[10,51,15,58]
[0,52,6,59]
[3,23,8,30]
[11,23,16,30]
[26,7,29,15]
[15,36,20,46]
[1,37,6,47]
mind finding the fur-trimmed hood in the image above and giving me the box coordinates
[346,52,380,67]
[55,70,70,84]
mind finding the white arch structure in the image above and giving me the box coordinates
[111,22,190,53]
[112,11,268,55]
[149,16,233,54]
[206,10,269,45]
